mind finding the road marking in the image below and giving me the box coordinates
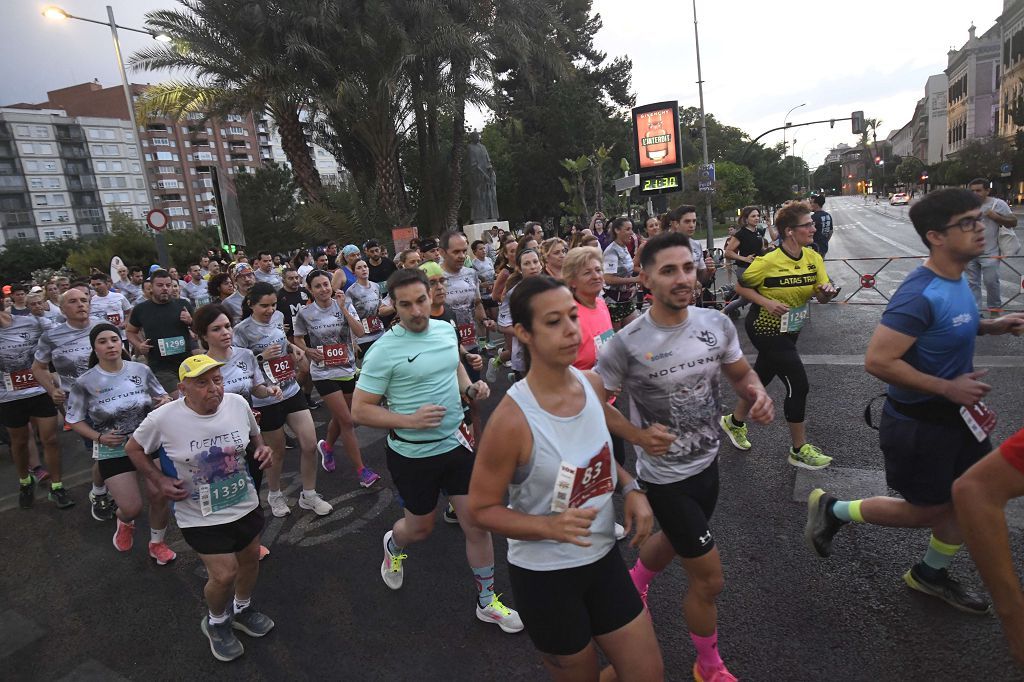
[748,354,1024,367]
[852,221,924,257]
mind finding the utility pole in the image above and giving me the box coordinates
[692,0,713,251]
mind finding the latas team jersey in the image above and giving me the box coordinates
[741,246,829,336]
[0,314,50,403]
[233,311,299,406]
[293,299,360,381]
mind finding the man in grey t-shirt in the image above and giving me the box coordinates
[595,231,772,681]
[967,178,1017,312]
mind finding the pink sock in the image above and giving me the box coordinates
[629,558,659,594]
[690,630,724,672]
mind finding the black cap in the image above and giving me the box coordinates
[419,239,438,252]
[363,238,380,250]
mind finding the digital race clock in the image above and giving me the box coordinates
[639,170,682,195]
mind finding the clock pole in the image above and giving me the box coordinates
[692,0,714,252]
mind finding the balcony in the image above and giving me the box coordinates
[74,208,103,221]
[1,210,33,227]
[0,123,10,139]
[194,152,214,161]
[60,144,88,159]
[68,177,98,191]
[229,153,252,161]
[0,176,26,191]
[55,128,84,142]
[158,193,185,202]
[64,162,90,176]
[193,178,215,189]
[147,124,170,133]
[0,142,14,158]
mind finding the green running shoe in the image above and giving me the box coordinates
[719,415,751,451]
[788,443,832,470]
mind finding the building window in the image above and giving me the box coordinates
[95,161,108,171]
[50,194,65,205]
[24,160,38,171]
[20,142,35,154]
[131,162,141,173]
[111,161,124,171]
[33,126,49,138]
[33,194,48,206]
[91,144,106,156]
[155,151,173,161]
[39,211,53,222]
[15,125,30,136]
[104,144,119,155]
[56,211,70,222]
[43,230,56,241]
[152,138,170,146]
[29,178,44,189]
[228,126,246,135]
[60,228,74,239]
[43,161,58,171]
[103,130,117,140]
[45,178,60,188]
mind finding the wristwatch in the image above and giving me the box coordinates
[620,479,646,496]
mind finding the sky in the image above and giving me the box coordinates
[0,0,1003,169]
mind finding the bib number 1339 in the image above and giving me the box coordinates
[199,471,249,516]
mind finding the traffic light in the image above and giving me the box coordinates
[920,172,929,181]
[222,243,237,254]
[874,156,881,165]
[851,110,865,135]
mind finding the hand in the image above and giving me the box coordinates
[261,343,282,359]
[637,423,676,456]
[304,346,324,362]
[156,475,189,501]
[483,319,496,330]
[544,507,598,547]
[98,432,126,446]
[407,403,446,429]
[179,309,192,325]
[266,385,283,400]
[48,387,67,406]
[468,380,490,401]
[816,283,838,302]
[153,395,173,408]
[943,370,992,406]
[991,312,1024,336]
[704,256,715,271]
[290,345,303,363]
[622,489,654,548]
[136,338,154,354]
[334,290,347,307]
[253,445,274,469]
[764,300,790,317]
[466,353,484,371]
[745,386,774,424]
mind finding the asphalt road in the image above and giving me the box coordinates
[2,201,1024,680]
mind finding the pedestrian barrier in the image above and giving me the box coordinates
[699,256,1024,313]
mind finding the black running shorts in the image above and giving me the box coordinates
[508,548,644,656]
[642,459,719,559]
[313,377,356,397]
[385,443,473,516]
[98,450,159,480]
[880,409,991,506]
[0,393,57,429]
[256,392,307,432]
[180,507,264,555]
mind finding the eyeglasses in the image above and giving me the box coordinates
[794,220,815,229]
[941,215,984,232]
[428,277,448,287]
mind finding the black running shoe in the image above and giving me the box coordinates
[90,491,116,521]
[805,488,847,558]
[903,564,991,615]
[19,475,36,509]
[443,501,459,525]
[48,486,75,509]
[305,394,322,410]
[285,434,298,450]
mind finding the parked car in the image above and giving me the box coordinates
[890,192,909,206]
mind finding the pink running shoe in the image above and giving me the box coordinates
[148,541,177,565]
[317,439,336,472]
[693,661,738,682]
[113,519,135,552]
[628,564,649,608]
[358,467,381,488]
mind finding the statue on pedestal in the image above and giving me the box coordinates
[467,131,499,223]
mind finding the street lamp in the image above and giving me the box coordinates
[42,5,170,266]
[782,102,806,155]
[798,138,816,193]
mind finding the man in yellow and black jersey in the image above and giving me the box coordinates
[719,202,838,471]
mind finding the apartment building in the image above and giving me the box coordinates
[945,24,1001,156]
[0,107,148,246]
[256,112,341,186]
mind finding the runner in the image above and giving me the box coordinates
[292,270,380,487]
[351,267,522,633]
[193,303,284,561]
[65,323,176,563]
[365,238,398,284]
[185,264,212,307]
[602,218,640,330]
[125,270,196,396]
[208,272,235,305]
[541,237,568,282]
[721,206,764,319]
[503,248,544,382]
[597,231,773,682]
[805,188,1024,614]
[254,251,283,289]
[33,286,110,513]
[719,201,838,470]
[88,272,132,333]
[221,263,255,323]
[331,244,361,292]
[663,206,717,307]
[233,282,332,517]
[275,266,318,410]
[345,259,392,355]
[126,354,275,662]
[470,239,498,332]
[468,275,665,681]
[397,249,423,270]
[1,308,63,509]
[115,267,144,306]
[440,231,495,365]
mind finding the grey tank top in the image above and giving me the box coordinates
[505,366,616,571]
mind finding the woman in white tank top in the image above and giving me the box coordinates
[468,276,666,681]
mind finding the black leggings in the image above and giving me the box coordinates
[746,313,808,423]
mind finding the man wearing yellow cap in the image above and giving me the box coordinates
[126,354,274,662]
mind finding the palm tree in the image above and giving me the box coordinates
[130,0,326,202]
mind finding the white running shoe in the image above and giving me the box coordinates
[298,491,333,516]
[476,595,524,633]
[381,530,406,590]
[267,492,291,518]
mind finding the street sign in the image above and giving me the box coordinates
[146,209,169,232]
[1001,162,1012,177]
[698,163,715,192]
[614,174,640,193]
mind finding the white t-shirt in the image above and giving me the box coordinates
[132,393,260,528]
[90,292,132,328]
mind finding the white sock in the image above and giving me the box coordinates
[233,596,251,614]
[92,484,107,496]
[267,489,282,499]
[301,489,317,498]
[208,610,229,625]
[150,527,166,544]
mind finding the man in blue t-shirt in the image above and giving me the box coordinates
[351,267,522,634]
[805,188,1024,614]
[809,195,833,257]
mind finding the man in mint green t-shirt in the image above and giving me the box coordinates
[352,267,522,633]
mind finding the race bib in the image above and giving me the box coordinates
[779,303,809,333]
[157,335,187,357]
[105,313,122,326]
[455,421,476,452]
[320,343,352,367]
[961,402,997,443]
[194,295,211,307]
[251,408,262,425]
[3,368,39,391]
[457,323,476,346]
[550,444,614,513]
[92,441,126,460]
[593,329,614,357]
[199,471,249,516]
[362,315,384,334]
[264,354,295,383]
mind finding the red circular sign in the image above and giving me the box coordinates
[146,209,169,232]
[860,274,876,289]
